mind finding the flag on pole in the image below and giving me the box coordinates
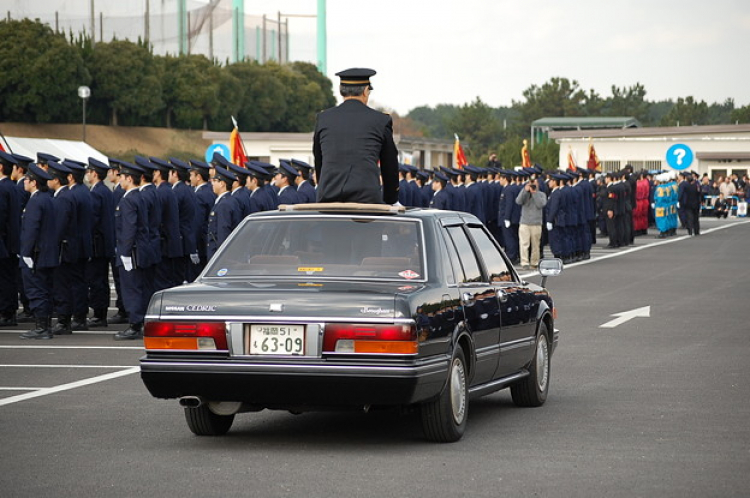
[521,139,532,168]
[567,146,577,171]
[454,134,468,169]
[587,140,601,172]
[229,116,247,167]
[0,142,4,152]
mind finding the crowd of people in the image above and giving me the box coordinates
[0,151,319,340]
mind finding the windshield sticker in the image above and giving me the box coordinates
[398,270,420,280]
[217,268,228,277]
[298,267,324,274]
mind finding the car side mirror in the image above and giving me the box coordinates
[538,258,563,287]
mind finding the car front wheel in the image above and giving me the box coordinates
[511,323,550,407]
[420,344,468,442]
[184,405,235,436]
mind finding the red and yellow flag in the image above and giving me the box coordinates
[567,146,577,171]
[587,140,601,172]
[230,116,247,167]
[521,139,531,168]
[454,134,468,169]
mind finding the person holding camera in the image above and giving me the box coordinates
[515,178,547,270]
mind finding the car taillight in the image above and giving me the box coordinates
[323,323,417,354]
[143,322,228,351]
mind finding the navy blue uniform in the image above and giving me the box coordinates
[51,186,78,318]
[193,182,215,269]
[296,180,316,204]
[115,189,152,325]
[87,181,115,316]
[206,193,239,260]
[430,188,450,210]
[278,185,301,206]
[502,183,522,261]
[465,182,486,223]
[249,187,274,212]
[20,190,58,318]
[0,177,21,320]
[69,183,93,320]
[155,182,182,290]
[172,181,197,282]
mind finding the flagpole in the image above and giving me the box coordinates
[0,128,13,153]
[231,116,249,165]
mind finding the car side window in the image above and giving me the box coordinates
[445,226,483,284]
[467,226,514,283]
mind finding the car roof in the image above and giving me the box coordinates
[250,203,481,224]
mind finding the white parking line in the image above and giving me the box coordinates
[0,366,140,407]
[0,387,44,391]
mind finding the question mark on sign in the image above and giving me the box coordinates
[673,148,686,166]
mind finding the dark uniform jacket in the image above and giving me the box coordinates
[52,187,78,264]
[172,181,197,257]
[70,183,93,260]
[313,99,399,204]
[89,181,115,259]
[296,181,316,204]
[278,185,301,206]
[20,190,58,269]
[115,189,153,270]
[0,177,21,258]
[156,182,182,259]
[193,182,215,259]
[207,193,238,259]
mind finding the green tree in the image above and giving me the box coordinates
[512,77,587,133]
[707,98,734,124]
[0,19,90,123]
[730,104,750,124]
[446,97,503,165]
[88,40,164,126]
[159,54,220,129]
[603,83,649,122]
[659,96,709,126]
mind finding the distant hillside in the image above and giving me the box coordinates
[0,123,213,161]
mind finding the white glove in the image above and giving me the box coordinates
[504,220,511,228]
[190,253,200,265]
[546,222,553,231]
[651,203,655,209]
[392,201,403,207]
[23,257,33,269]
[121,256,133,272]
[676,202,680,208]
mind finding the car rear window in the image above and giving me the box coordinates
[204,216,425,281]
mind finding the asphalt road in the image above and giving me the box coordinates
[1,217,749,497]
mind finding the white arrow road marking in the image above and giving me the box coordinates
[600,306,651,328]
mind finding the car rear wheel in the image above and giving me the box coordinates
[420,344,468,442]
[184,405,235,436]
[511,323,550,407]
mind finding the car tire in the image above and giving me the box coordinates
[511,323,550,407]
[184,405,235,436]
[420,344,468,442]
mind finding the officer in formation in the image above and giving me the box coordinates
[1,149,319,340]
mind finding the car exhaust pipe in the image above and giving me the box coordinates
[179,396,204,408]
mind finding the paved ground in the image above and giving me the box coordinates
[1,216,748,497]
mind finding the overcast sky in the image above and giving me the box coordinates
[11,0,750,115]
[274,0,750,115]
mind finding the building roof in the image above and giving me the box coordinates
[550,123,750,140]
[1,136,108,164]
[532,116,641,129]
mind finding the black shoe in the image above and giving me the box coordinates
[52,315,72,335]
[114,324,143,341]
[20,317,53,340]
[17,309,34,322]
[0,314,17,327]
[582,253,591,260]
[107,312,129,325]
[87,317,108,328]
[70,320,88,331]
[604,244,619,249]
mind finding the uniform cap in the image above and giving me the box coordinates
[27,163,53,182]
[87,157,110,172]
[213,165,236,184]
[434,172,449,183]
[47,161,72,179]
[62,159,86,173]
[189,159,211,172]
[134,155,157,171]
[149,157,172,172]
[37,152,60,164]
[119,161,145,177]
[335,67,376,89]
[244,161,272,179]
[278,160,299,178]
[0,151,18,166]
[226,162,249,180]
[290,159,312,171]
[211,152,234,168]
[11,153,34,167]
[168,157,190,171]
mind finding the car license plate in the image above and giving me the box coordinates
[246,324,305,355]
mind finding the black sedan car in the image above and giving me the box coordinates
[140,203,562,442]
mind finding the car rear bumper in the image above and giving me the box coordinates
[140,356,450,408]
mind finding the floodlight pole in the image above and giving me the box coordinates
[78,86,91,142]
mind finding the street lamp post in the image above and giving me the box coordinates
[78,85,90,142]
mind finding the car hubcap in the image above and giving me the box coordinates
[450,357,467,424]
[536,336,549,392]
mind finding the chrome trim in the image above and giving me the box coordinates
[468,371,529,398]
[149,315,416,325]
[499,337,535,352]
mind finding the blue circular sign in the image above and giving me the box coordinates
[666,144,693,170]
[205,143,230,163]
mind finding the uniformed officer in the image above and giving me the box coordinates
[113,162,152,340]
[188,159,215,279]
[134,156,162,302]
[19,164,58,339]
[44,161,78,335]
[167,157,199,283]
[545,174,567,259]
[463,165,487,223]
[291,159,316,204]
[0,152,21,326]
[85,158,116,327]
[36,152,60,171]
[225,161,254,219]
[61,159,93,330]
[502,171,522,264]
[149,157,183,291]
[275,161,301,205]
[429,172,450,209]
[207,166,240,260]
[244,161,276,212]
[107,159,129,325]
[313,68,399,204]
